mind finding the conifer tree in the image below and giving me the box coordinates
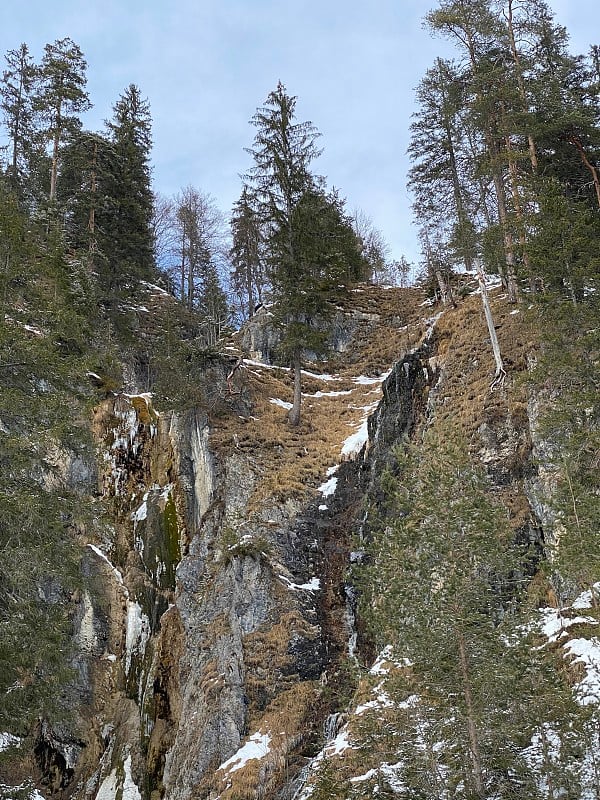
[59,129,116,264]
[363,430,537,796]
[271,186,363,425]
[426,1,522,301]
[230,185,265,320]
[36,38,90,203]
[198,261,230,347]
[246,82,361,425]
[408,57,478,279]
[104,84,154,291]
[0,43,40,197]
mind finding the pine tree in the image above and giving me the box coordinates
[36,38,90,204]
[271,187,362,425]
[59,129,116,265]
[408,56,478,287]
[426,1,522,301]
[198,262,230,347]
[0,43,40,197]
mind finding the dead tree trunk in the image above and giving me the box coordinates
[476,259,506,388]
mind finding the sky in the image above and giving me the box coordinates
[2,0,599,266]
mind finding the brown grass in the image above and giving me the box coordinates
[210,285,431,509]
[208,681,321,800]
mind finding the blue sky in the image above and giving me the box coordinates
[2,0,599,265]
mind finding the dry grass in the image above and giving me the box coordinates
[210,285,431,509]
[243,611,320,725]
[207,681,321,800]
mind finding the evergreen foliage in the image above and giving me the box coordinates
[36,38,91,204]
[410,0,600,303]
[0,43,39,198]
[356,427,585,797]
[245,82,365,424]
[229,184,266,320]
[104,84,155,292]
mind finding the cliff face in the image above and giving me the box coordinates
[3,284,599,800]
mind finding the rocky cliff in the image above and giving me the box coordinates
[2,282,600,800]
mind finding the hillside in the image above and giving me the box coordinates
[1,268,600,800]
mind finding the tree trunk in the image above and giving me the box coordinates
[179,225,186,305]
[288,354,302,427]
[246,261,254,319]
[456,629,485,797]
[568,134,600,209]
[506,0,538,172]
[490,167,519,303]
[49,105,61,202]
[505,129,535,291]
[476,259,506,388]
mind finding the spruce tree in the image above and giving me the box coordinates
[246,82,360,425]
[104,84,155,292]
[229,185,265,320]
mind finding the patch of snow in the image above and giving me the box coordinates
[573,584,600,609]
[280,575,321,592]
[326,465,338,477]
[140,280,169,295]
[369,645,410,674]
[350,768,378,784]
[0,785,46,800]
[565,637,600,705]
[242,358,280,370]
[341,419,369,459]
[86,545,127,590]
[131,496,148,525]
[303,389,353,398]
[538,608,597,644]
[269,398,293,410]
[300,369,341,382]
[318,504,328,511]
[22,324,43,336]
[95,769,119,800]
[326,728,352,755]
[0,732,21,751]
[318,476,337,497]
[353,375,384,385]
[510,309,520,315]
[95,755,141,800]
[355,690,394,715]
[122,754,142,800]
[524,725,563,796]
[217,731,272,774]
[124,392,153,406]
[124,601,151,676]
